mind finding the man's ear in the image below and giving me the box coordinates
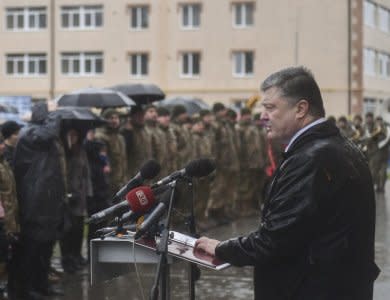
[296,99,309,118]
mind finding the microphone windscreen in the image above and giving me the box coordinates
[139,159,161,180]
[126,186,156,213]
[185,158,216,178]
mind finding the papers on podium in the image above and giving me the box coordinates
[134,231,230,270]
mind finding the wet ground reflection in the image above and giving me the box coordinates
[49,189,390,300]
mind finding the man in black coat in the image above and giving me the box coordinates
[195,67,380,300]
[13,103,66,299]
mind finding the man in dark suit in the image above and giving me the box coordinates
[195,66,380,300]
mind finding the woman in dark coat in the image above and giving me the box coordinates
[60,128,90,273]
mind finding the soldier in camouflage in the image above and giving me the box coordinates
[95,109,127,202]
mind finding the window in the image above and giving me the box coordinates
[61,6,103,29]
[130,53,148,77]
[181,4,200,29]
[130,6,149,29]
[364,1,376,28]
[233,2,254,27]
[378,53,389,77]
[181,52,200,77]
[364,48,376,76]
[233,51,254,77]
[6,54,47,76]
[378,6,389,32]
[6,7,47,30]
[61,52,103,76]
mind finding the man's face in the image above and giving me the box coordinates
[8,131,20,146]
[260,87,301,143]
[144,108,158,122]
[107,114,120,129]
[202,114,213,125]
[131,111,145,126]
[157,115,170,127]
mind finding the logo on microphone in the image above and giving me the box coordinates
[136,190,148,206]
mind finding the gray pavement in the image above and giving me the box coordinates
[49,185,390,300]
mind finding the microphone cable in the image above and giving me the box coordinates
[131,236,146,300]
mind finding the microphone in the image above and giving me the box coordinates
[112,159,160,203]
[134,188,173,240]
[87,185,156,224]
[151,158,215,188]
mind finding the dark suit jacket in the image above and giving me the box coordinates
[216,120,380,300]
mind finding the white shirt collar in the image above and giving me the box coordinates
[284,118,327,153]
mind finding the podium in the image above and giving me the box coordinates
[90,231,230,285]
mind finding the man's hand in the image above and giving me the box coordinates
[194,237,221,257]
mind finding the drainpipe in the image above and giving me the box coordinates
[347,0,352,115]
[49,0,55,100]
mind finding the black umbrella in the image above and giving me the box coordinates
[56,87,135,108]
[157,96,210,115]
[51,107,106,131]
[109,83,165,104]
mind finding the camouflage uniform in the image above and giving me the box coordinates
[237,119,267,215]
[157,125,178,177]
[95,127,127,200]
[121,125,153,178]
[145,121,167,178]
[363,120,386,189]
[191,130,213,221]
[171,122,192,169]
[207,117,239,219]
[0,157,19,234]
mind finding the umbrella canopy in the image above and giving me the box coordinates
[51,106,106,131]
[157,96,210,115]
[109,83,165,104]
[56,87,135,108]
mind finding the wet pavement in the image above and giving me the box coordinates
[48,185,390,300]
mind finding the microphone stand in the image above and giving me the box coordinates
[150,180,177,300]
[183,177,197,300]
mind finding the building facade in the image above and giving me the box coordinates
[0,0,388,117]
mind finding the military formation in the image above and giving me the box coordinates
[99,103,271,230]
[335,112,390,193]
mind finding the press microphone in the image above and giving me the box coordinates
[87,185,156,224]
[134,188,172,240]
[112,159,160,203]
[151,158,215,188]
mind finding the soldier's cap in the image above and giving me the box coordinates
[212,102,225,114]
[240,108,252,116]
[144,104,157,112]
[101,108,119,119]
[253,113,261,120]
[365,112,374,118]
[157,106,170,117]
[1,120,23,139]
[199,109,211,118]
[338,116,348,123]
[192,114,202,124]
[227,108,237,119]
[130,105,144,115]
[171,105,187,119]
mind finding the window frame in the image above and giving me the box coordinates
[364,48,377,76]
[129,53,149,78]
[130,5,149,30]
[232,51,254,77]
[5,53,47,77]
[60,5,103,30]
[180,3,201,30]
[61,52,103,76]
[232,2,255,28]
[5,7,47,31]
[180,52,201,78]
[364,0,377,28]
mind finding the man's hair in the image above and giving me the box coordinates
[260,66,325,117]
